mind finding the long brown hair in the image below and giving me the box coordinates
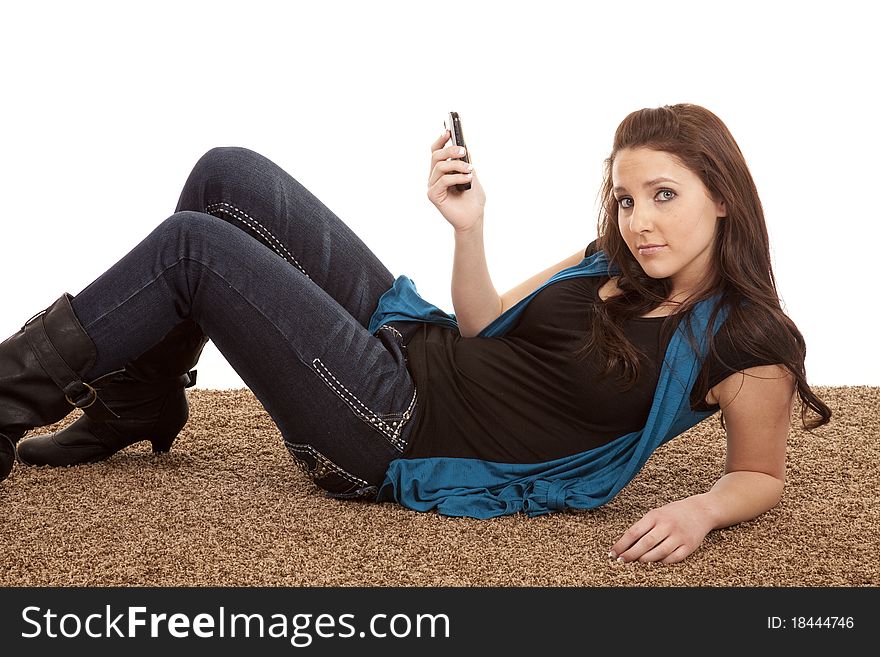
[575,103,831,431]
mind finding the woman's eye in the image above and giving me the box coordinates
[616,189,675,209]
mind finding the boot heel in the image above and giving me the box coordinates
[1,434,16,481]
[148,380,192,453]
[150,435,175,453]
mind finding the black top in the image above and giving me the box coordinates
[399,247,777,464]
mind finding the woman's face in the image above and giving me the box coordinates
[611,147,726,299]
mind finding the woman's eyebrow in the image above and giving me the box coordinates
[613,177,679,194]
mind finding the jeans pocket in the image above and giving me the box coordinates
[283,441,377,499]
[308,325,418,453]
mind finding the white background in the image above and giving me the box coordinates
[2,0,876,389]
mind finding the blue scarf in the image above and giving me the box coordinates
[367,250,727,518]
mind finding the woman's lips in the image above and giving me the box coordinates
[638,245,666,256]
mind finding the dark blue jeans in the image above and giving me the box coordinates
[69,146,422,500]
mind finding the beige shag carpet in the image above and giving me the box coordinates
[1,386,876,587]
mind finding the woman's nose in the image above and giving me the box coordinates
[627,205,655,233]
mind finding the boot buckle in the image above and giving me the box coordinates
[65,382,98,409]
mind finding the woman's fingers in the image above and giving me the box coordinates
[427,172,474,200]
[619,530,664,562]
[427,128,475,207]
[428,152,473,188]
[428,167,474,194]
[660,545,692,564]
[431,129,468,156]
[633,537,679,563]
[609,508,700,564]
[435,143,467,163]
[430,129,468,168]
[428,129,449,177]
[611,518,650,552]
[432,129,449,150]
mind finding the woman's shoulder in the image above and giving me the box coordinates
[584,238,601,258]
[714,298,798,354]
[694,305,791,408]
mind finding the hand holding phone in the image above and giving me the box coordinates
[444,111,471,191]
[427,111,485,234]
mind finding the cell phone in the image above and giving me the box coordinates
[444,111,471,192]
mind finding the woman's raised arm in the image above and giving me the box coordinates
[426,129,496,337]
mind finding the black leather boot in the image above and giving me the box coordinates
[0,293,120,482]
[16,319,208,468]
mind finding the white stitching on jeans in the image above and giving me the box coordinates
[284,441,369,489]
[205,201,311,279]
[378,324,404,340]
[310,357,416,452]
[377,324,410,369]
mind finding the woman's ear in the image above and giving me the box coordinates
[715,198,727,218]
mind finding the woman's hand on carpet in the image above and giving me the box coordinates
[607,495,714,564]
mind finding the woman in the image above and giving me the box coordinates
[0,103,831,564]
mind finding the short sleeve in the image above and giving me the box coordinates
[691,326,783,411]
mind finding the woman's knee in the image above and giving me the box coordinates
[158,211,226,248]
[192,146,269,180]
